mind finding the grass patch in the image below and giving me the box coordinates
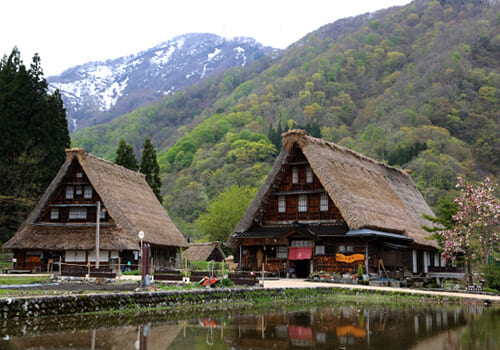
[0,275,50,285]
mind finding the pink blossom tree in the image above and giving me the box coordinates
[438,177,500,269]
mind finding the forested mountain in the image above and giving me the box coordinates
[48,33,277,132]
[73,0,499,241]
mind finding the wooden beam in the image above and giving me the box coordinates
[271,189,326,196]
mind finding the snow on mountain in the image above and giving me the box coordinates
[48,33,276,132]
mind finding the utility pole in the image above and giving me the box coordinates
[96,201,100,269]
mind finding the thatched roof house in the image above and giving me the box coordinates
[5,148,187,271]
[182,242,226,262]
[228,130,440,277]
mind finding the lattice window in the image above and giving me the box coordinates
[306,167,313,183]
[50,208,59,220]
[278,196,286,213]
[292,167,298,184]
[69,207,87,220]
[315,245,325,255]
[84,185,92,199]
[277,246,288,259]
[66,186,74,199]
[320,193,329,211]
[298,194,307,212]
[75,185,82,195]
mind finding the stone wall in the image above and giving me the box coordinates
[1,287,337,319]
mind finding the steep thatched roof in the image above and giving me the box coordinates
[181,242,226,261]
[230,130,437,249]
[4,148,188,250]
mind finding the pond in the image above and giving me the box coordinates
[1,301,498,349]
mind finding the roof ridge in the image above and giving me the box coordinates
[83,152,145,178]
[290,131,411,178]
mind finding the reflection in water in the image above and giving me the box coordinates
[1,303,498,349]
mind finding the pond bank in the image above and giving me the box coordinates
[2,283,499,319]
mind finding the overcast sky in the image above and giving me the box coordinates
[1,0,411,76]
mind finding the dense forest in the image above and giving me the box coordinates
[0,49,70,243]
[72,0,499,242]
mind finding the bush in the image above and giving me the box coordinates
[482,264,500,290]
[220,278,234,287]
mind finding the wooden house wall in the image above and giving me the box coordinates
[261,147,346,225]
[37,160,110,223]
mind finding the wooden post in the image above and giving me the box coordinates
[95,201,100,269]
[261,263,264,287]
[117,257,122,276]
[222,261,225,279]
[87,261,91,277]
[59,256,62,275]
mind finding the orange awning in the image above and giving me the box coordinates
[288,247,313,260]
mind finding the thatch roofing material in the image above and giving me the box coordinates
[4,149,188,250]
[230,130,437,249]
[182,242,226,261]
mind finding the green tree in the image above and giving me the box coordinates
[115,138,138,171]
[196,185,257,242]
[0,48,70,243]
[139,137,162,204]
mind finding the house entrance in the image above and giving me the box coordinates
[295,259,310,278]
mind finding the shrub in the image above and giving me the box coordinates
[482,264,500,290]
[220,278,234,287]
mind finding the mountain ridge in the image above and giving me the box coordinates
[48,33,278,131]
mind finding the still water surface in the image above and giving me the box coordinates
[1,302,499,349]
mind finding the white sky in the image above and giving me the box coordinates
[1,0,411,76]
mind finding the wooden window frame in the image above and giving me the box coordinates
[276,246,288,259]
[66,186,74,199]
[84,185,92,199]
[320,193,329,211]
[50,208,59,220]
[69,207,87,220]
[306,167,313,183]
[278,195,286,213]
[315,245,325,255]
[298,194,307,212]
[292,167,298,184]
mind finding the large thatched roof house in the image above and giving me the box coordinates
[228,130,441,278]
[4,148,188,272]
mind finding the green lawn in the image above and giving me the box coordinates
[0,275,50,285]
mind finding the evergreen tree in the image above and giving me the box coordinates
[139,137,162,204]
[115,138,138,171]
[0,48,70,242]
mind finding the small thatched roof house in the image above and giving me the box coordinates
[182,242,226,262]
[228,130,441,277]
[4,148,188,271]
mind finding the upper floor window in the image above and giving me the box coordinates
[320,193,329,211]
[66,186,74,199]
[306,167,313,183]
[292,167,298,184]
[75,185,82,196]
[315,245,325,255]
[278,196,286,213]
[84,185,92,199]
[338,245,353,253]
[276,246,288,259]
[69,207,87,220]
[50,208,59,220]
[100,208,106,220]
[76,172,83,179]
[298,194,307,212]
